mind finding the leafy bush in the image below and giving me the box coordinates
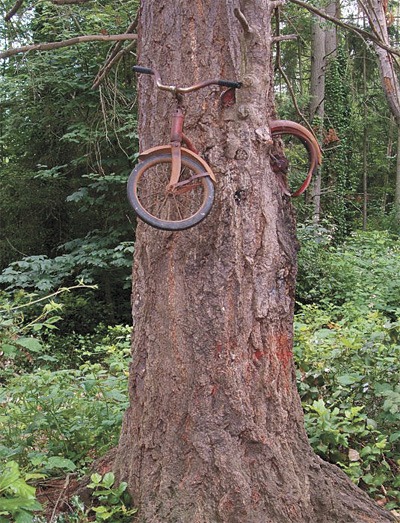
[0,325,131,474]
[295,303,400,507]
[297,229,400,316]
[0,460,42,523]
[33,472,137,522]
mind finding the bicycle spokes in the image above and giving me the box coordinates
[134,161,209,223]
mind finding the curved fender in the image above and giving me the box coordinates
[138,146,216,183]
[269,120,322,197]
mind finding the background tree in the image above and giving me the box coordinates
[358,0,400,225]
[309,2,337,223]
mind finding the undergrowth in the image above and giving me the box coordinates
[0,230,399,520]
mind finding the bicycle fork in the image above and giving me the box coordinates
[168,106,185,191]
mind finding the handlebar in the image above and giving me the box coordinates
[133,66,154,75]
[133,65,242,94]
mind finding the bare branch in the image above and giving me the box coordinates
[4,0,24,21]
[50,0,89,4]
[277,59,315,135]
[234,8,254,34]
[0,33,137,60]
[272,34,298,43]
[274,6,315,136]
[289,0,400,58]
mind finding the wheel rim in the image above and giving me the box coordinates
[129,153,213,229]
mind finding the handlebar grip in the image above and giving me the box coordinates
[217,80,242,89]
[133,66,154,75]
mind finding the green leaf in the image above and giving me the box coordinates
[16,338,42,353]
[90,473,102,485]
[46,457,76,472]
[336,374,363,386]
[0,461,20,493]
[0,344,17,356]
[102,472,115,489]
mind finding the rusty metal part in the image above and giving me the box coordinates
[174,172,210,188]
[138,146,217,183]
[171,108,184,143]
[168,142,182,190]
[269,120,322,197]
[181,133,198,154]
[133,65,241,95]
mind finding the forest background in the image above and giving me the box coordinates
[0,0,399,521]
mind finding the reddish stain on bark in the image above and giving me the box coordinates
[215,343,224,356]
[253,350,264,360]
[273,332,293,369]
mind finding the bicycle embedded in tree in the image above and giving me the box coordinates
[127,66,322,231]
[127,66,242,231]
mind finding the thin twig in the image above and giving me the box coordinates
[274,6,313,134]
[5,283,97,311]
[272,34,298,43]
[51,0,89,3]
[49,475,71,523]
[92,13,139,87]
[92,40,136,89]
[277,62,315,135]
[4,236,27,257]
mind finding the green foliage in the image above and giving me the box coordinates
[0,284,103,381]
[0,0,139,328]
[323,46,357,239]
[0,325,131,473]
[86,472,137,521]
[295,229,400,507]
[297,229,400,313]
[0,460,42,523]
[295,303,400,506]
[0,233,134,331]
[34,473,137,522]
[0,287,133,519]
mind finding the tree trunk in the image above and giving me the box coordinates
[363,45,368,231]
[114,2,395,521]
[310,2,337,224]
[310,14,325,223]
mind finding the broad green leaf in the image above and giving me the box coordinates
[16,338,42,353]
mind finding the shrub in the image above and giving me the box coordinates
[0,326,131,474]
[297,229,400,315]
[295,303,400,507]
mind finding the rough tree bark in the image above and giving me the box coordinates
[114,2,395,521]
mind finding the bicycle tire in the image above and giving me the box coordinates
[127,151,215,231]
[270,120,322,197]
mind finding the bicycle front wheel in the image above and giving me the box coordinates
[127,151,215,231]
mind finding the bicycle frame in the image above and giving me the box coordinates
[133,66,241,192]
